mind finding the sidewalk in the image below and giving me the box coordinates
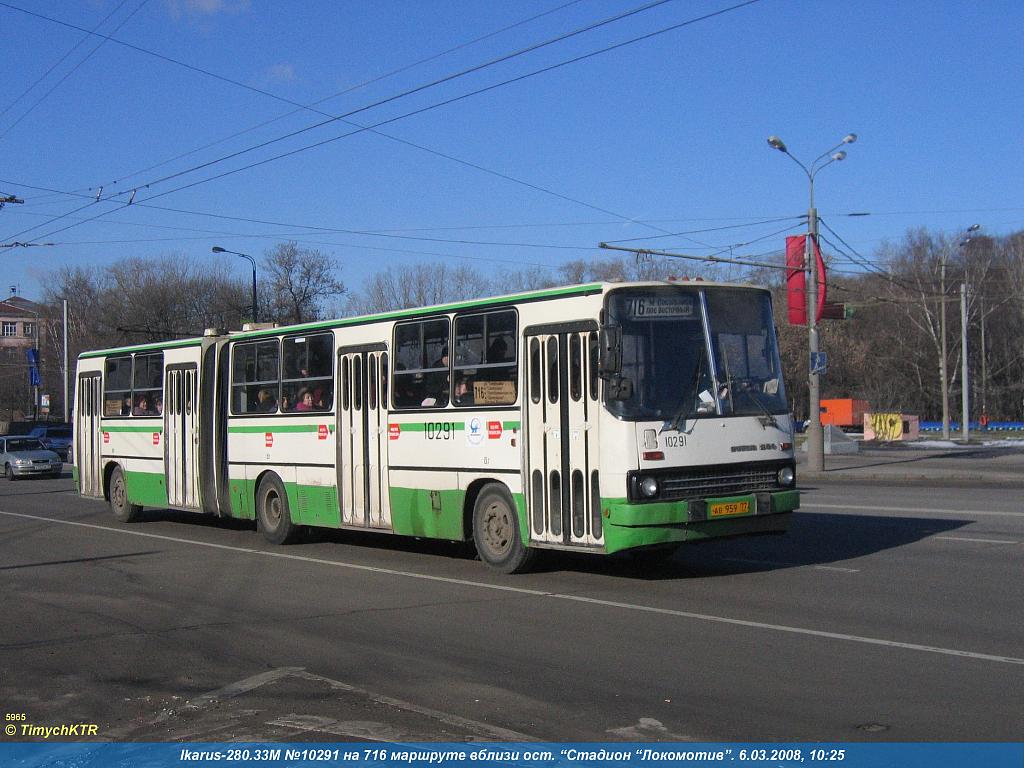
[796,440,1024,486]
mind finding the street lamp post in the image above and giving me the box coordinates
[212,246,258,323]
[939,225,979,440]
[767,133,857,473]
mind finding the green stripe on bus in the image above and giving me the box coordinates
[103,425,163,433]
[79,338,202,359]
[389,421,520,431]
[392,422,466,432]
[228,423,335,434]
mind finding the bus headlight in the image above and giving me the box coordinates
[639,476,660,498]
[777,466,795,487]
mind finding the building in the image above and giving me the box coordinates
[0,291,43,423]
[0,293,41,354]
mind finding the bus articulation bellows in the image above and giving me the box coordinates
[73,280,799,573]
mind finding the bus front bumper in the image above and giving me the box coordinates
[600,489,799,554]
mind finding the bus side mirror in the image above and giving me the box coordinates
[598,325,622,377]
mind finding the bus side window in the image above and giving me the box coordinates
[368,355,377,411]
[530,338,541,404]
[132,352,163,415]
[588,332,599,401]
[231,340,280,414]
[103,355,132,416]
[547,337,559,404]
[569,333,582,402]
[281,333,334,412]
[453,308,517,407]
[392,318,450,408]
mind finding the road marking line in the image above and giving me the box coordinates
[935,535,1018,545]
[185,666,303,710]
[723,557,860,573]
[804,502,1024,518]
[3,509,1023,667]
[184,667,533,741]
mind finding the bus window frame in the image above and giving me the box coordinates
[230,338,282,416]
[451,307,518,408]
[280,331,335,414]
[102,351,164,418]
[391,316,451,410]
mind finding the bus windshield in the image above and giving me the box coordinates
[605,287,788,421]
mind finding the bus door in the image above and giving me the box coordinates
[165,364,200,509]
[524,324,603,548]
[75,373,103,497]
[337,345,391,529]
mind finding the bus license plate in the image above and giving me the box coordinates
[709,500,750,517]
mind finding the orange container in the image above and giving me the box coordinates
[820,398,869,429]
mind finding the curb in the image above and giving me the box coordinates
[798,471,1024,487]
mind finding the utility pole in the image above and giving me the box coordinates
[980,296,987,419]
[63,299,69,424]
[961,283,969,442]
[940,252,949,439]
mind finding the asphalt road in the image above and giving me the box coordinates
[0,474,1021,743]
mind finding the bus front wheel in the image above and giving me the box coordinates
[109,466,141,522]
[256,475,298,545]
[472,483,536,574]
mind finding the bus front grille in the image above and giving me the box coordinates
[657,465,783,501]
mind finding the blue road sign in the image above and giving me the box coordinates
[810,352,828,375]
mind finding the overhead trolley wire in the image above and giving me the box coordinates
[22,0,681,201]
[600,214,804,244]
[14,0,765,246]
[0,178,600,252]
[817,217,888,275]
[0,0,131,123]
[0,0,152,140]
[91,0,590,190]
[2,0,586,193]
[1,0,685,243]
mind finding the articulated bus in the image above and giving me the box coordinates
[73,280,799,573]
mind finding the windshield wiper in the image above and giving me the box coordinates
[744,384,780,429]
[664,353,713,433]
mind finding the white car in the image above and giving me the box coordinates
[0,436,63,480]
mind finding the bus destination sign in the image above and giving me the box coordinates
[627,295,695,319]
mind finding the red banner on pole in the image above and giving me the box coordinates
[786,235,806,325]
[814,235,827,317]
[786,234,827,324]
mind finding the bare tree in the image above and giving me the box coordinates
[262,242,346,324]
[346,263,489,315]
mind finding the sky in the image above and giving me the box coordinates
[1,0,1022,302]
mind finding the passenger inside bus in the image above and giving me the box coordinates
[294,389,315,411]
[453,377,474,405]
[256,388,277,412]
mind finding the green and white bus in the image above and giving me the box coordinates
[74,280,799,573]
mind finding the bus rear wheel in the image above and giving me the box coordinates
[472,483,536,574]
[256,474,298,545]
[109,466,141,522]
